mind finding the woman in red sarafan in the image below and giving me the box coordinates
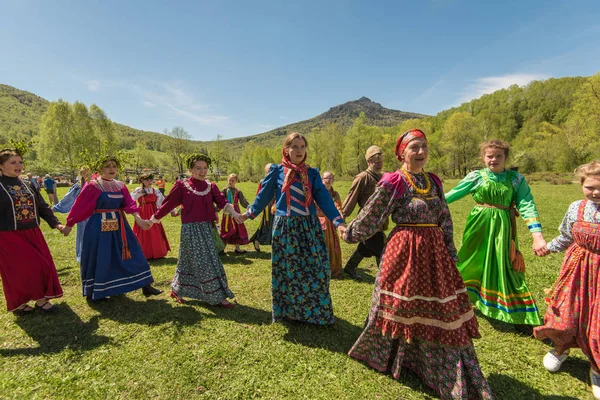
[342,130,493,400]
[220,173,249,253]
[131,174,173,260]
[0,147,64,314]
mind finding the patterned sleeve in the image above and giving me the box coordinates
[238,190,249,209]
[346,182,396,243]
[547,201,579,253]
[435,178,458,261]
[155,188,165,208]
[445,171,480,204]
[513,173,542,232]
[130,187,144,202]
[52,183,81,213]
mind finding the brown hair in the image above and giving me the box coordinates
[575,160,600,184]
[0,149,21,166]
[79,166,91,184]
[283,132,308,150]
[480,139,510,159]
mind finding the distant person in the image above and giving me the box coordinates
[52,166,92,262]
[238,132,346,325]
[43,174,58,205]
[341,145,384,280]
[155,176,166,195]
[249,163,275,252]
[26,172,39,190]
[220,173,249,253]
[317,171,343,278]
[131,174,174,260]
[445,139,547,333]
[534,161,600,399]
[0,148,64,314]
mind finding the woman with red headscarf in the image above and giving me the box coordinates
[237,132,347,325]
[342,130,493,399]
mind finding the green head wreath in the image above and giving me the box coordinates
[8,139,32,157]
[186,153,212,170]
[93,155,121,172]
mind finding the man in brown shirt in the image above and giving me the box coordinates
[342,145,384,280]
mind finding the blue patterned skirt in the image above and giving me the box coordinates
[271,215,334,325]
[172,222,234,304]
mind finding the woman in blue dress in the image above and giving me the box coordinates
[62,156,162,301]
[52,166,91,263]
[238,132,347,324]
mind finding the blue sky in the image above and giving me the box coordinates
[1,0,599,140]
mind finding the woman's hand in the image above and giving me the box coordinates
[532,232,549,256]
[61,225,73,236]
[337,223,347,240]
[235,213,249,224]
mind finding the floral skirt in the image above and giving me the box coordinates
[172,222,234,304]
[271,215,333,325]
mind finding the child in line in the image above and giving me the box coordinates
[534,161,600,399]
[249,164,275,253]
[220,173,249,253]
[445,139,547,331]
[317,171,343,277]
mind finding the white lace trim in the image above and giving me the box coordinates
[183,179,212,196]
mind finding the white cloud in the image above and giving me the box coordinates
[141,101,156,108]
[456,73,549,105]
[87,80,101,92]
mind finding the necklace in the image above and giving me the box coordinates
[183,178,212,196]
[401,166,431,195]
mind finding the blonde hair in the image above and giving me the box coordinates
[480,139,510,159]
[575,161,600,184]
[228,173,238,181]
[322,171,334,179]
[283,132,308,149]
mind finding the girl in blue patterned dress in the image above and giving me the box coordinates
[239,132,347,325]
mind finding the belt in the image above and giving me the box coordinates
[95,208,131,260]
[476,203,510,210]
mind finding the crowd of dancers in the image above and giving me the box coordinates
[1,129,600,399]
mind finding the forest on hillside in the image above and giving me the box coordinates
[1,74,599,181]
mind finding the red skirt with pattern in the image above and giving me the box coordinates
[534,214,600,371]
[133,194,171,260]
[0,228,63,311]
[376,225,480,347]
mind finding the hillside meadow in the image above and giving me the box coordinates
[0,179,594,399]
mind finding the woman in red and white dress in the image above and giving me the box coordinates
[131,174,173,260]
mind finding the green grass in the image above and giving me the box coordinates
[0,179,593,399]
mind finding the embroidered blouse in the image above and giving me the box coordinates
[346,170,458,260]
[246,164,344,227]
[131,187,165,207]
[0,175,60,231]
[66,178,140,227]
[445,169,542,233]
[221,187,249,209]
[547,200,600,252]
[153,178,228,223]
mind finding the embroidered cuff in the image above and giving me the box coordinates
[332,216,344,227]
[246,209,257,219]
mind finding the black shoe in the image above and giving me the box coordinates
[515,324,534,336]
[142,285,164,297]
[344,267,362,281]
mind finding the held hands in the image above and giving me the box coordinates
[337,223,347,241]
[61,225,72,236]
[532,232,549,257]
[235,213,249,224]
[134,216,152,231]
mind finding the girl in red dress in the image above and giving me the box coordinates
[220,173,249,253]
[131,174,173,260]
[534,161,600,399]
[0,148,64,314]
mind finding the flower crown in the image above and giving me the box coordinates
[186,153,212,170]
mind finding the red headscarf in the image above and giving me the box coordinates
[281,147,313,208]
[395,129,427,161]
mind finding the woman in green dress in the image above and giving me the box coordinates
[445,139,547,328]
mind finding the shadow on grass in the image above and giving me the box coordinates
[562,357,593,384]
[148,257,179,267]
[0,304,111,357]
[86,296,204,328]
[220,251,272,266]
[193,303,273,326]
[487,373,581,399]
[281,315,363,354]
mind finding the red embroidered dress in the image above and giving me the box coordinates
[535,200,600,372]
[131,187,171,259]
[220,187,249,245]
[0,175,63,311]
[345,170,492,400]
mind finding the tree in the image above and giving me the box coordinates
[164,126,192,174]
[441,112,480,177]
[564,73,600,163]
[210,134,227,181]
[342,112,382,176]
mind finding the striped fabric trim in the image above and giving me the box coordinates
[528,223,542,230]
[378,309,475,330]
[247,209,257,219]
[380,287,467,304]
[290,185,304,196]
[524,217,540,224]
[82,270,151,285]
[290,205,309,215]
[85,273,153,292]
[332,216,342,224]
[467,288,538,313]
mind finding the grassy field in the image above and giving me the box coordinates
[0,178,593,399]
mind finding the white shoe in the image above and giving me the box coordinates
[590,369,600,399]
[543,349,569,372]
